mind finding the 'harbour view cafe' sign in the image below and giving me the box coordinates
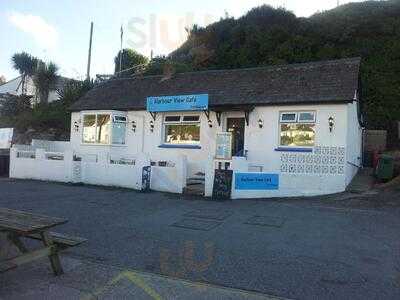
[147,94,209,112]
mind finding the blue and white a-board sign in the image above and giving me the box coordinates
[147,94,208,112]
[235,173,279,190]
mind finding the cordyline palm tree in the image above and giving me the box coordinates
[11,52,38,94]
[33,61,59,104]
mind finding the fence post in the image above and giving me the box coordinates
[204,156,215,197]
[176,154,187,193]
[64,150,73,182]
[9,147,17,178]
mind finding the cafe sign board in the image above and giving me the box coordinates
[147,94,208,112]
[235,173,279,190]
[0,128,13,149]
[215,132,232,160]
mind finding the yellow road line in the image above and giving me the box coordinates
[82,270,163,300]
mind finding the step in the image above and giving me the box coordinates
[188,177,205,182]
[184,185,205,196]
[187,179,205,185]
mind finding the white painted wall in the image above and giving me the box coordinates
[0,76,60,103]
[70,102,361,198]
[0,76,35,96]
[10,146,153,191]
[10,148,74,183]
[345,101,363,185]
[151,154,187,194]
[71,110,221,178]
[245,105,346,169]
[80,152,149,190]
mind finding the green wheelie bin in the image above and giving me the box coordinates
[376,154,394,181]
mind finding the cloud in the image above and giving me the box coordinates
[8,12,58,49]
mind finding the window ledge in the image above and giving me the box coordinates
[275,147,313,153]
[159,144,201,149]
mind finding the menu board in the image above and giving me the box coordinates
[212,169,233,200]
[215,132,232,160]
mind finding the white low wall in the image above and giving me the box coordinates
[205,154,347,199]
[80,152,149,190]
[150,154,187,194]
[10,141,187,194]
[10,148,73,183]
[10,146,150,191]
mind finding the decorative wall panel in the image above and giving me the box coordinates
[280,146,346,175]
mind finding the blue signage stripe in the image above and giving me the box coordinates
[147,94,209,112]
[235,173,279,190]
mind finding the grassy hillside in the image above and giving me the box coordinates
[168,1,400,133]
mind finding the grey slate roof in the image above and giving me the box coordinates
[70,57,361,112]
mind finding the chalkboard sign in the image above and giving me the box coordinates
[212,169,233,200]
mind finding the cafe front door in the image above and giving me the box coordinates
[227,118,245,157]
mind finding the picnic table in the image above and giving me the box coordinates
[0,208,86,276]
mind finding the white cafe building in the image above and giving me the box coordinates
[10,58,364,199]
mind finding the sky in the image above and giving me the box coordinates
[0,0,365,81]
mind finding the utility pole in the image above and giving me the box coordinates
[119,25,123,74]
[86,22,93,81]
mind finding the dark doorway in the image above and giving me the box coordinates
[0,151,10,177]
[227,118,245,157]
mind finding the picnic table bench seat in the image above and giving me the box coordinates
[27,232,87,250]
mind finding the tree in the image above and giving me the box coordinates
[57,79,95,131]
[114,49,148,76]
[144,56,193,76]
[0,94,32,117]
[33,61,59,104]
[0,75,6,85]
[0,94,33,131]
[164,1,400,131]
[11,52,39,94]
[57,79,94,106]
